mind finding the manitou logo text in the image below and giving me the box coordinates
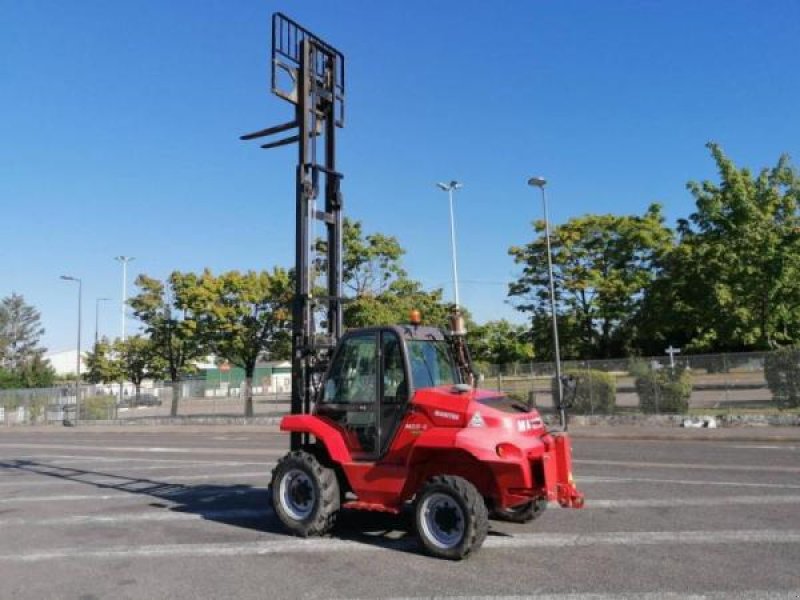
[433,410,460,421]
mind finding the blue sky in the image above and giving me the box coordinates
[2,0,799,353]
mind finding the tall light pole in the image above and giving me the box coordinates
[436,181,463,309]
[527,176,566,430]
[95,297,110,346]
[114,256,135,342]
[60,275,82,424]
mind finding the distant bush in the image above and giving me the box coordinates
[764,347,800,408]
[80,395,116,420]
[551,369,616,414]
[630,360,692,413]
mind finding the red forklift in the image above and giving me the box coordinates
[242,13,583,559]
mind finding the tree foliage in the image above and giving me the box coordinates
[641,143,800,353]
[181,268,292,417]
[117,336,166,399]
[85,336,166,400]
[85,338,123,384]
[467,320,533,365]
[317,218,407,298]
[316,218,452,330]
[509,205,673,359]
[129,274,206,416]
[0,293,53,388]
[0,293,47,371]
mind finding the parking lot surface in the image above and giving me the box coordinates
[1,428,799,599]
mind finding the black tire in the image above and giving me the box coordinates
[490,497,547,523]
[414,475,489,560]
[271,450,340,537]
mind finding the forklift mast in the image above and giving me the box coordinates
[241,14,346,449]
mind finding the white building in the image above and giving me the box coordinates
[44,349,87,376]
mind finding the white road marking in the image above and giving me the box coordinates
[0,470,271,488]
[580,475,800,490]
[0,483,263,504]
[374,592,800,600]
[0,507,271,527]
[576,459,800,474]
[574,495,800,509]
[730,445,798,451]
[4,454,273,466]
[0,442,287,456]
[0,461,272,480]
[0,529,798,562]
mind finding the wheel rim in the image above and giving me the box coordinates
[419,492,466,550]
[278,468,315,521]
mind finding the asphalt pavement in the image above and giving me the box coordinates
[0,426,799,599]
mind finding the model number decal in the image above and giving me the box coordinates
[405,423,427,431]
[433,410,460,421]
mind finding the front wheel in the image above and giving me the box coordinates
[415,475,489,560]
[271,450,340,537]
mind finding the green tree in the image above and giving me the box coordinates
[183,269,292,417]
[317,219,454,329]
[467,319,533,365]
[15,355,56,388]
[316,218,407,298]
[509,205,673,359]
[129,274,205,416]
[84,338,124,384]
[645,143,800,352]
[0,293,47,371]
[116,336,166,403]
[344,278,454,330]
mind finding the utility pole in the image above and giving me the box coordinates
[436,181,463,308]
[60,275,82,424]
[527,176,566,430]
[114,256,135,342]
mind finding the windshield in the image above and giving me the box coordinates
[407,340,458,389]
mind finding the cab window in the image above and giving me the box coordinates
[407,340,457,389]
[323,333,377,404]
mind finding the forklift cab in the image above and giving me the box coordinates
[315,325,459,459]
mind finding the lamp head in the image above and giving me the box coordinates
[527,176,547,188]
[436,181,463,192]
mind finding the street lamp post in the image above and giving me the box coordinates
[114,256,135,342]
[435,181,463,309]
[95,297,110,347]
[60,275,82,424]
[527,176,566,430]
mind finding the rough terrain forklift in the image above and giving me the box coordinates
[242,13,583,559]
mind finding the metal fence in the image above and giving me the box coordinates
[1,351,796,425]
[476,351,793,415]
[0,379,290,425]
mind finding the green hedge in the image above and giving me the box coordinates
[764,347,800,408]
[550,369,616,414]
[630,360,692,413]
[80,395,117,420]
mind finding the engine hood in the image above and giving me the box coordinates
[411,386,545,435]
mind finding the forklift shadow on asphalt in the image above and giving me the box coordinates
[0,459,512,553]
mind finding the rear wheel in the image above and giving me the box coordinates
[414,475,488,560]
[271,450,340,537]
[490,497,547,523]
